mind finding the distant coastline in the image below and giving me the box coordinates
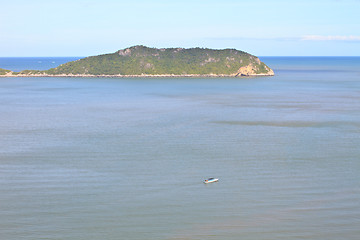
[0,46,275,77]
[0,73,274,78]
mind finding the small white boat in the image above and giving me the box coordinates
[204,178,219,183]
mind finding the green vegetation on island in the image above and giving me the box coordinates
[1,46,274,77]
[0,68,11,75]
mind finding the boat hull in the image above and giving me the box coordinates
[204,178,219,183]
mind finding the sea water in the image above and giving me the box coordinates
[0,57,359,239]
[0,57,81,72]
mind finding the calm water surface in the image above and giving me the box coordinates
[0,57,81,72]
[0,57,360,239]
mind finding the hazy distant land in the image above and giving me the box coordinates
[0,46,274,77]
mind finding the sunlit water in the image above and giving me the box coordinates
[1,57,360,239]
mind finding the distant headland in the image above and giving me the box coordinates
[0,46,274,77]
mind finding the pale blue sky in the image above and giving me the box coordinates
[1,0,359,56]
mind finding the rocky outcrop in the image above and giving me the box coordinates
[236,63,275,76]
[118,48,132,56]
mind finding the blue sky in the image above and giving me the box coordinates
[1,0,359,56]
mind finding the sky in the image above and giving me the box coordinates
[1,0,359,56]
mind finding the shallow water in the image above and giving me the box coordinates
[0,57,360,239]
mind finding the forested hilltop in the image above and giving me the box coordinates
[1,46,274,77]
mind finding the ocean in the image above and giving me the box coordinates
[0,57,359,239]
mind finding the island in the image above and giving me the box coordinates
[0,46,274,77]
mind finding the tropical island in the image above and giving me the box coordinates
[0,46,274,77]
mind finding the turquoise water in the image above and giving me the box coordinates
[0,57,360,239]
